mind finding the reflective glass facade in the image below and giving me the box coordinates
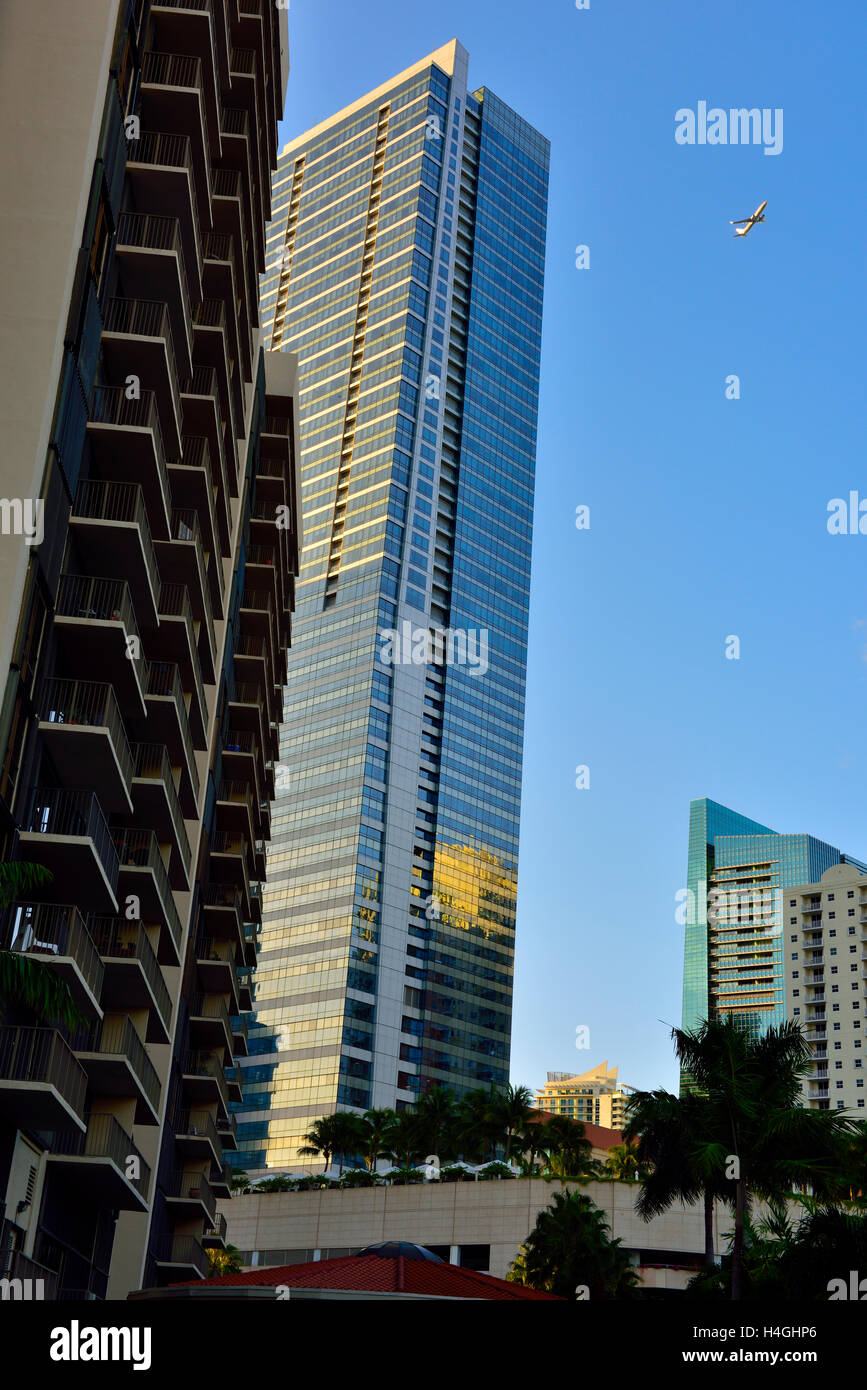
[683,798,866,1045]
[237,41,549,1169]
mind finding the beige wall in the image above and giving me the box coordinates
[220,1179,732,1288]
[0,0,119,677]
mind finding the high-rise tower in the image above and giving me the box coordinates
[238,40,549,1169]
[682,798,865,1045]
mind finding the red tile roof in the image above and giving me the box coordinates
[174,1253,562,1300]
[528,1111,624,1151]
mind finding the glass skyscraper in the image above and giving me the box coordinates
[236,40,549,1169]
[682,798,866,1043]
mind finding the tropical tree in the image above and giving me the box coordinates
[298,1115,340,1174]
[491,1083,535,1161]
[386,1110,426,1171]
[357,1107,396,1172]
[672,1017,855,1301]
[625,1088,728,1270]
[454,1087,502,1164]
[513,1120,546,1177]
[330,1111,365,1177]
[208,1244,244,1276]
[508,1189,639,1300]
[536,1115,595,1179]
[253,1176,296,1192]
[0,862,85,1029]
[230,1169,252,1194]
[604,1142,643,1182]
[416,1086,457,1159]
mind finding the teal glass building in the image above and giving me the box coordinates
[682,798,866,1043]
[236,41,549,1169]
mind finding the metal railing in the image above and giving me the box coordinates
[157,581,206,716]
[213,831,248,858]
[224,729,258,757]
[141,51,203,93]
[111,828,183,954]
[23,788,119,896]
[145,661,200,800]
[174,1107,222,1156]
[217,780,253,813]
[70,1016,160,1114]
[213,167,241,198]
[50,1113,151,1200]
[167,1167,217,1220]
[192,298,227,330]
[203,1212,227,1243]
[220,106,249,137]
[55,575,142,658]
[130,743,191,866]
[0,1027,87,1119]
[190,993,232,1040]
[195,934,236,966]
[235,635,267,660]
[116,213,191,330]
[229,1013,248,1046]
[72,480,161,599]
[89,378,168,469]
[170,509,216,653]
[200,882,243,913]
[7,904,104,1006]
[230,48,255,76]
[263,415,290,437]
[202,232,236,275]
[182,1050,229,1109]
[152,1234,209,1276]
[35,677,135,792]
[88,918,172,1032]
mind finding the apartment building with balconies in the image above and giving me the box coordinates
[0,0,300,1300]
[784,863,867,1115]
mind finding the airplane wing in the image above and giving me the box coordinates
[730,217,753,225]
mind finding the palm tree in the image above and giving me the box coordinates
[357,1108,396,1173]
[387,1110,426,1172]
[298,1115,339,1174]
[513,1120,546,1177]
[491,1083,535,1162]
[508,1189,638,1300]
[536,1115,594,1179]
[673,1016,855,1301]
[604,1141,642,1181]
[330,1111,365,1177]
[230,1168,252,1194]
[454,1087,501,1163]
[0,861,85,1030]
[625,1087,727,1271]
[208,1243,243,1276]
[416,1086,456,1158]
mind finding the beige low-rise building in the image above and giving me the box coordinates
[784,862,867,1113]
[534,1063,634,1130]
[218,1179,733,1293]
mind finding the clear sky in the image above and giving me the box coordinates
[278,0,867,1098]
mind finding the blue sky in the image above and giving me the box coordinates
[279,0,867,1097]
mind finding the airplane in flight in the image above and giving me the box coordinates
[730,200,768,238]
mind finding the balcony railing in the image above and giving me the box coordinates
[116,212,191,329]
[6,904,104,1007]
[0,1027,87,1119]
[145,661,200,800]
[152,1233,209,1276]
[213,167,241,198]
[111,828,183,954]
[183,1050,228,1109]
[56,574,142,653]
[131,742,191,864]
[203,232,236,274]
[72,479,161,598]
[50,1112,151,1200]
[263,415,291,437]
[89,380,167,464]
[88,918,172,1032]
[35,677,135,791]
[191,993,232,1040]
[220,105,250,137]
[157,581,206,717]
[217,780,253,814]
[200,882,243,912]
[167,1167,217,1220]
[70,1016,160,1115]
[170,508,217,648]
[174,1107,222,1156]
[192,298,227,331]
[202,1212,227,1244]
[141,51,203,93]
[230,48,256,77]
[23,788,119,896]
